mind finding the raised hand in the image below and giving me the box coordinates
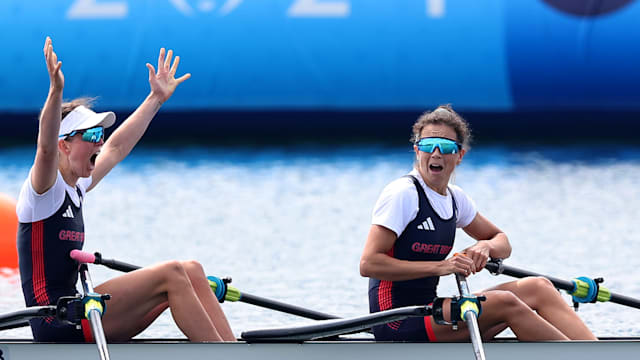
[43,37,64,91]
[145,48,191,103]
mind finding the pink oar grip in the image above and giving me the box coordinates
[70,249,96,264]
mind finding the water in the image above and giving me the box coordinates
[1,144,640,339]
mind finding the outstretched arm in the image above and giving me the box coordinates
[32,37,65,194]
[88,48,191,191]
[462,212,511,273]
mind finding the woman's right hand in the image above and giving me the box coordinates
[145,48,191,104]
[43,37,64,91]
[442,253,474,276]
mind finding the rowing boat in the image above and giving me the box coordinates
[3,253,640,359]
[1,337,640,360]
[3,305,640,360]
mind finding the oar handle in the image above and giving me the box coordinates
[70,250,140,272]
[95,252,141,273]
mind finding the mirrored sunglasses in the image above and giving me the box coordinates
[416,137,461,154]
[59,126,104,143]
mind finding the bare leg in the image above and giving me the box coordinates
[431,289,569,341]
[140,301,169,328]
[181,260,236,341]
[487,277,597,340]
[95,261,223,342]
[482,323,509,340]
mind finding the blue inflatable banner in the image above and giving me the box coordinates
[1,0,639,112]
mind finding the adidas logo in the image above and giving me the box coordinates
[62,205,74,219]
[417,217,435,231]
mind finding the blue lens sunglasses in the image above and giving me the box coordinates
[416,137,462,154]
[59,127,104,143]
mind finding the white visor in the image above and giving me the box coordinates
[58,106,116,137]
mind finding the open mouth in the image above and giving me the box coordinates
[429,164,443,172]
[90,153,98,166]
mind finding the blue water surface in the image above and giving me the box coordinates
[1,144,639,339]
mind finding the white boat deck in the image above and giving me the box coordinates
[1,338,639,360]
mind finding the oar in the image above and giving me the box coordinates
[455,273,486,360]
[0,306,56,331]
[70,250,340,321]
[485,259,640,310]
[241,305,432,342]
[77,263,111,360]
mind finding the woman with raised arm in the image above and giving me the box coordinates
[359,105,596,342]
[17,37,235,342]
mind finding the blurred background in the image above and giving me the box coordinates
[1,0,640,143]
[1,0,640,339]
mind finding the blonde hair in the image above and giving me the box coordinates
[61,97,97,120]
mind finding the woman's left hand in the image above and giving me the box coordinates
[146,48,191,103]
[462,242,490,273]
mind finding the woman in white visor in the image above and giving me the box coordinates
[16,37,235,343]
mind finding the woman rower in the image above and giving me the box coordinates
[16,37,235,342]
[359,105,597,341]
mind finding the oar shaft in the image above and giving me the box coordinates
[484,261,574,291]
[87,311,110,360]
[240,293,339,320]
[79,264,111,360]
[241,305,431,341]
[485,260,640,309]
[464,312,485,360]
[88,252,343,321]
[0,306,57,331]
[609,293,640,308]
[456,274,486,360]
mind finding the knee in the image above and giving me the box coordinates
[533,276,556,292]
[158,260,189,283]
[181,260,205,277]
[488,290,520,307]
[486,290,530,318]
[519,276,559,307]
[521,276,556,292]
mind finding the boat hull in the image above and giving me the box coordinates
[1,339,639,360]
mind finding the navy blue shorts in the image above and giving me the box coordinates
[372,316,437,342]
[30,317,92,343]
